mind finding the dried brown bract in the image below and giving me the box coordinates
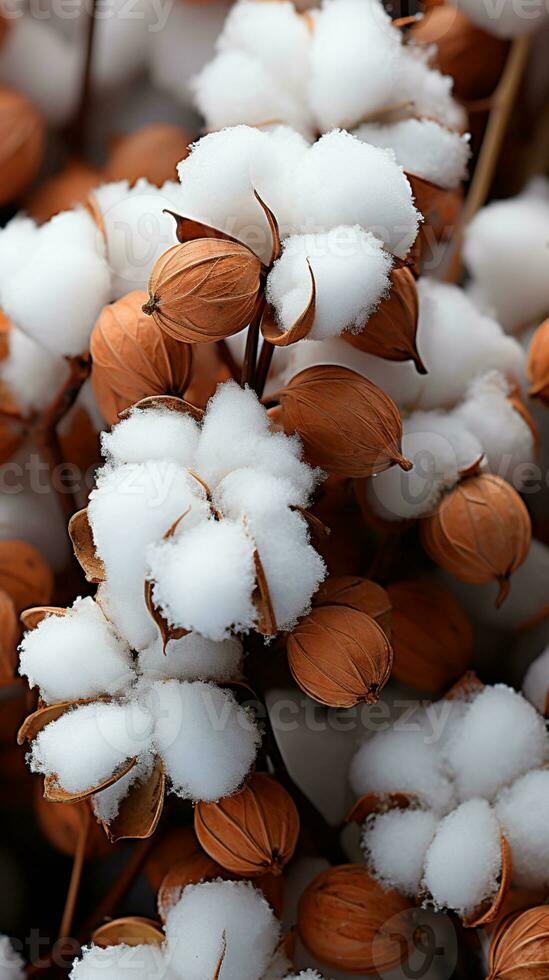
[488,904,549,979]
[26,161,101,224]
[104,123,191,187]
[528,317,549,405]
[0,539,53,613]
[344,266,424,372]
[0,85,45,205]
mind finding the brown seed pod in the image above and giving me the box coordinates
[287,604,393,708]
[0,85,45,205]
[298,864,412,974]
[144,240,263,344]
[488,904,549,978]
[387,579,473,692]
[0,540,53,613]
[420,474,531,607]
[315,575,392,637]
[103,123,191,187]
[528,317,549,405]
[26,161,101,224]
[276,365,411,478]
[344,266,424,372]
[90,290,193,425]
[194,773,300,878]
[0,588,18,682]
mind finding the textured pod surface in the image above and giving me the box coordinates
[488,904,549,978]
[90,290,193,424]
[315,575,392,636]
[420,474,531,605]
[0,85,45,205]
[104,123,190,187]
[277,365,410,478]
[287,604,393,708]
[0,540,53,613]
[194,772,300,877]
[528,317,549,404]
[145,240,262,343]
[344,266,423,371]
[387,579,473,692]
[298,864,412,974]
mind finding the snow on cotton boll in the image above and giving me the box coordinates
[266,226,393,340]
[0,328,69,416]
[354,119,470,191]
[164,880,281,980]
[362,808,439,897]
[18,597,134,705]
[69,942,169,980]
[495,769,549,889]
[100,406,200,468]
[138,630,243,686]
[0,937,25,980]
[398,44,465,132]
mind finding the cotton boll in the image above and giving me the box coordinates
[458,0,549,37]
[19,597,134,705]
[149,680,260,800]
[523,647,549,714]
[363,808,439,896]
[89,462,208,650]
[30,700,154,794]
[423,799,501,916]
[1,329,69,415]
[92,754,155,825]
[0,937,25,980]
[69,942,168,980]
[215,467,309,519]
[495,770,549,888]
[139,632,243,684]
[464,180,549,332]
[400,45,465,131]
[444,685,547,802]
[165,880,280,980]
[266,226,392,340]
[0,217,38,292]
[149,1,231,108]
[101,407,200,467]
[148,518,257,641]
[354,119,470,190]
[294,131,420,259]
[0,17,81,126]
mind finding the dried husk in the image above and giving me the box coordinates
[144,240,263,343]
[261,261,316,346]
[0,540,53,613]
[276,365,411,478]
[104,123,190,187]
[157,852,226,922]
[194,772,300,877]
[0,85,45,205]
[347,792,416,825]
[420,474,531,607]
[344,266,424,372]
[0,588,18,682]
[26,161,101,223]
[90,290,193,425]
[92,917,164,948]
[314,575,392,637]
[44,755,138,804]
[406,172,463,273]
[528,317,549,405]
[387,579,473,692]
[308,478,364,576]
[297,864,412,974]
[68,508,105,583]
[20,606,65,631]
[488,904,549,978]
[102,757,165,843]
[463,833,512,929]
[287,604,393,708]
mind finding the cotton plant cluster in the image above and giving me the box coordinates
[69,880,322,980]
[350,683,549,918]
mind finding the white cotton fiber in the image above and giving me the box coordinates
[0,218,38,292]
[523,646,549,714]
[423,799,502,916]
[363,808,439,896]
[354,119,470,190]
[0,16,81,125]
[92,755,155,826]
[495,769,549,888]
[88,462,208,650]
[148,518,257,641]
[30,700,154,794]
[1,328,69,415]
[101,407,200,467]
[464,180,549,332]
[266,226,392,340]
[69,942,168,980]
[19,597,134,705]
[1,210,112,357]
[458,0,549,37]
[165,880,280,980]
[149,680,259,800]
[293,130,420,259]
[444,685,547,802]
[149,1,231,108]
[399,45,465,132]
[138,632,243,685]
[0,937,25,980]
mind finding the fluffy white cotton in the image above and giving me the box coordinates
[423,799,502,916]
[363,808,439,896]
[0,328,69,415]
[1,210,111,357]
[148,518,257,641]
[92,755,155,825]
[30,700,154,794]
[458,0,549,36]
[523,646,549,714]
[0,218,38,290]
[0,16,81,125]
[149,1,231,108]
[293,130,420,259]
[89,462,208,650]
[19,598,134,705]
[101,407,200,467]
[139,632,243,684]
[266,226,392,340]
[495,769,549,888]
[464,179,549,332]
[0,937,25,980]
[444,685,547,802]
[149,680,259,800]
[165,880,280,980]
[69,942,168,980]
[399,45,465,132]
[354,119,470,190]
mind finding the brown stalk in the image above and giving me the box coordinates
[241,294,266,389]
[66,0,98,154]
[58,804,91,942]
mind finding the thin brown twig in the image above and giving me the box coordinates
[254,339,275,399]
[58,807,91,942]
[241,296,266,390]
[67,0,98,154]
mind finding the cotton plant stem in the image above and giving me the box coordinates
[68,0,98,153]
[78,837,156,940]
[445,34,531,283]
[254,338,275,398]
[241,296,266,389]
[58,807,91,943]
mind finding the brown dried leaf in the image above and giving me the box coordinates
[68,509,105,583]
[253,190,281,266]
[344,266,425,372]
[104,758,165,843]
[44,756,138,803]
[92,917,165,948]
[464,834,512,928]
[261,261,315,347]
[20,606,66,631]
[0,85,45,206]
[252,549,277,637]
[17,698,76,745]
[145,580,190,654]
[315,576,392,637]
[444,671,485,702]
